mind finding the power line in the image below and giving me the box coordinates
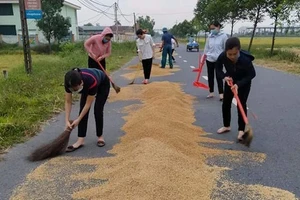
[117,3,132,23]
[89,0,111,8]
[77,0,115,20]
[136,11,192,16]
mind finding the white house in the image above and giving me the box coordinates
[0,0,80,45]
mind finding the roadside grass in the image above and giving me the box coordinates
[179,37,300,75]
[0,41,136,153]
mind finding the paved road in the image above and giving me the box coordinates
[0,44,300,199]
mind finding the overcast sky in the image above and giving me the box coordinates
[68,0,274,34]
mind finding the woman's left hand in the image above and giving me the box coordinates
[97,56,103,61]
[71,118,81,128]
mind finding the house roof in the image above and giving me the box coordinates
[79,26,105,31]
[110,25,134,33]
[0,0,81,10]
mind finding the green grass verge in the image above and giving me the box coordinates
[0,41,136,152]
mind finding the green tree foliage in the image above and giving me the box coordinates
[169,20,198,38]
[266,0,298,55]
[137,16,155,36]
[36,0,71,52]
[246,0,268,51]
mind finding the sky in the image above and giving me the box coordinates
[68,0,274,34]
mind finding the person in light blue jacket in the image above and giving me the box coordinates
[204,21,228,101]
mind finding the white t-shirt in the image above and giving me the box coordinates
[171,38,176,49]
[136,34,154,60]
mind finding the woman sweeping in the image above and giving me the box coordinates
[136,29,155,84]
[216,37,256,142]
[64,67,110,152]
[84,27,114,70]
[203,21,228,101]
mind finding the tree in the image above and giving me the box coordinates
[84,23,93,26]
[266,0,297,55]
[246,0,268,51]
[36,0,71,52]
[194,0,229,41]
[137,16,155,36]
[223,0,248,36]
[169,20,197,38]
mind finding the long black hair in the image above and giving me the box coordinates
[64,68,82,88]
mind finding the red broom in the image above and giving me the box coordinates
[28,121,74,162]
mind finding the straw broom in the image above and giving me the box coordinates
[95,59,120,93]
[229,81,253,147]
[28,121,74,162]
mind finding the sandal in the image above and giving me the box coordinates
[217,127,231,134]
[97,140,106,147]
[66,144,84,152]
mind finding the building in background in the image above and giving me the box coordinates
[0,0,80,45]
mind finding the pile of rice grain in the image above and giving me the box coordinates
[10,82,298,200]
[121,63,180,80]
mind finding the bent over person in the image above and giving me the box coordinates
[64,67,110,152]
[216,37,256,141]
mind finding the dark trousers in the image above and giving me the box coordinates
[171,49,175,61]
[206,60,224,94]
[142,58,153,79]
[222,83,251,131]
[78,77,110,137]
[88,56,106,71]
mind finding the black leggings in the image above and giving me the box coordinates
[88,56,106,71]
[77,77,110,137]
[142,58,153,79]
[222,83,251,131]
[206,60,224,94]
[171,49,175,61]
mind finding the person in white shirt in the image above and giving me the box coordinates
[204,21,228,101]
[171,38,176,63]
[136,29,155,84]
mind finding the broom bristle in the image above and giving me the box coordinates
[112,82,121,93]
[28,126,73,162]
[242,126,253,147]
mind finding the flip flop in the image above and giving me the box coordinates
[65,144,84,152]
[97,140,105,147]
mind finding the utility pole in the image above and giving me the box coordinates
[133,12,137,33]
[114,2,119,42]
[19,0,32,74]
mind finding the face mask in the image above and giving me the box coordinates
[69,85,83,93]
[211,29,218,35]
[102,38,109,44]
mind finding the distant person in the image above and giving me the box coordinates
[216,37,256,142]
[160,27,178,69]
[203,21,228,101]
[64,67,110,152]
[84,27,114,70]
[171,38,176,63]
[136,29,155,84]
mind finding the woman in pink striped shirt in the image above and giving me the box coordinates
[84,27,114,71]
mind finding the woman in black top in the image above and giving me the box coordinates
[216,37,256,141]
[64,67,110,152]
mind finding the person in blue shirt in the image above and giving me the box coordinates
[160,27,178,69]
[64,67,110,152]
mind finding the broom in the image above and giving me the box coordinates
[28,121,74,162]
[95,59,121,93]
[129,61,142,85]
[228,81,253,147]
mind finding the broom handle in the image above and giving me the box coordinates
[195,54,206,81]
[94,58,116,85]
[228,80,249,124]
